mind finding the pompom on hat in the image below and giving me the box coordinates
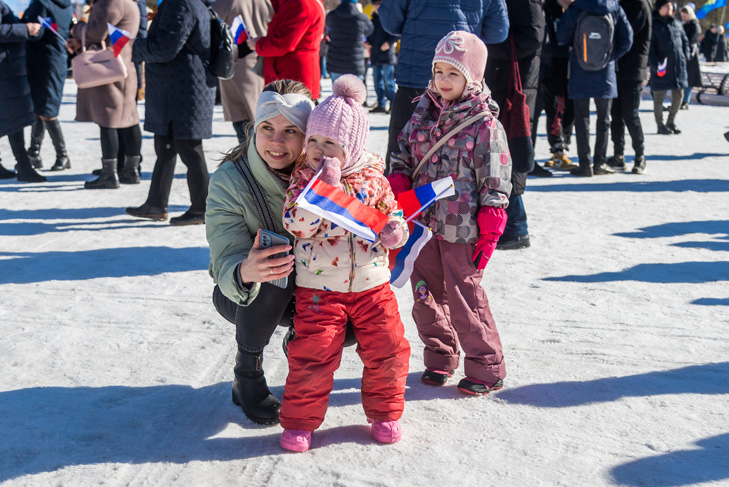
[305,75,369,168]
[432,31,488,88]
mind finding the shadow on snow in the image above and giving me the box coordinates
[0,246,209,284]
[0,371,452,481]
[528,179,728,193]
[543,261,729,284]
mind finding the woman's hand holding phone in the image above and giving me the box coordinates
[239,229,294,285]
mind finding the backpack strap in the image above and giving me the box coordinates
[232,155,279,233]
[411,110,491,179]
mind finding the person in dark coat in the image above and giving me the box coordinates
[557,0,633,177]
[716,26,728,62]
[607,0,650,174]
[700,24,719,62]
[21,0,73,172]
[0,1,46,182]
[126,0,217,226]
[366,0,398,113]
[649,0,689,135]
[484,0,545,250]
[325,0,373,81]
[679,5,702,109]
[534,0,578,172]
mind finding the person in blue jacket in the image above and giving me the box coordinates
[22,0,73,172]
[0,0,46,182]
[379,0,509,173]
[557,0,632,177]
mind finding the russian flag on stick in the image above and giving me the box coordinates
[295,169,389,242]
[657,58,667,78]
[389,221,432,288]
[39,17,65,41]
[108,23,131,57]
[396,176,455,222]
[230,15,248,44]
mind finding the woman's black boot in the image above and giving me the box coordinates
[119,155,141,184]
[232,350,281,425]
[46,119,71,171]
[27,118,44,169]
[85,158,119,189]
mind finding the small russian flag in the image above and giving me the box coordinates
[39,17,58,34]
[108,23,131,57]
[295,170,389,242]
[657,58,667,78]
[389,221,432,288]
[230,15,248,44]
[396,176,455,221]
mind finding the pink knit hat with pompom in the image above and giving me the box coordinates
[305,75,369,166]
[432,31,488,87]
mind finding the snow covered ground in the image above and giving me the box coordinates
[1,78,728,487]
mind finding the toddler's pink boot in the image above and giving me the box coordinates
[280,429,312,452]
[368,419,402,444]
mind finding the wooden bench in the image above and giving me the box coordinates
[695,66,729,104]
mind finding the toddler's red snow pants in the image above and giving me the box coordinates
[279,283,410,431]
[410,238,505,384]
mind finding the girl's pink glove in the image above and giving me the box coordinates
[472,207,507,270]
[317,156,342,188]
[379,221,404,249]
[387,173,411,198]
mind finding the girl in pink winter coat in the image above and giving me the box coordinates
[389,31,513,396]
[279,75,410,453]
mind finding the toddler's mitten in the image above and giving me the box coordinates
[318,156,342,188]
[472,207,507,270]
[387,173,411,198]
[379,221,404,249]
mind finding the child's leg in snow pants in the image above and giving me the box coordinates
[410,238,506,384]
[280,284,410,431]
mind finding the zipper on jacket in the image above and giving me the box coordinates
[343,180,356,293]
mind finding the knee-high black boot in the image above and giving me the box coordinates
[28,118,44,169]
[45,119,71,171]
[232,349,281,425]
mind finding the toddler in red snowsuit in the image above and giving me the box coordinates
[389,31,513,395]
[279,75,411,452]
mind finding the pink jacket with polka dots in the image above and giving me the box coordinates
[390,89,512,245]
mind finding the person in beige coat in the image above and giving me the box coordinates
[67,0,141,189]
[213,0,272,141]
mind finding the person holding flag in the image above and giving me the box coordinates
[66,0,141,189]
[389,31,512,396]
[649,0,689,135]
[21,0,73,172]
[280,75,410,452]
[0,0,46,182]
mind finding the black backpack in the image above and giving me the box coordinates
[205,7,237,80]
[573,11,614,71]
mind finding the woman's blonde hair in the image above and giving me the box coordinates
[220,80,313,166]
[680,5,696,20]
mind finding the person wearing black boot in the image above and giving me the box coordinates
[22,0,73,172]
[65,0,142,190]
[558,0,633,177]
[127,0,216,225]
[1,2,46,183]
[207,80,315,425]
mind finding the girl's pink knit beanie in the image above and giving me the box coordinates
[305,75,369,166]
[432,31,489,85]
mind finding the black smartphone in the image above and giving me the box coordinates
[259,229,290,289]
